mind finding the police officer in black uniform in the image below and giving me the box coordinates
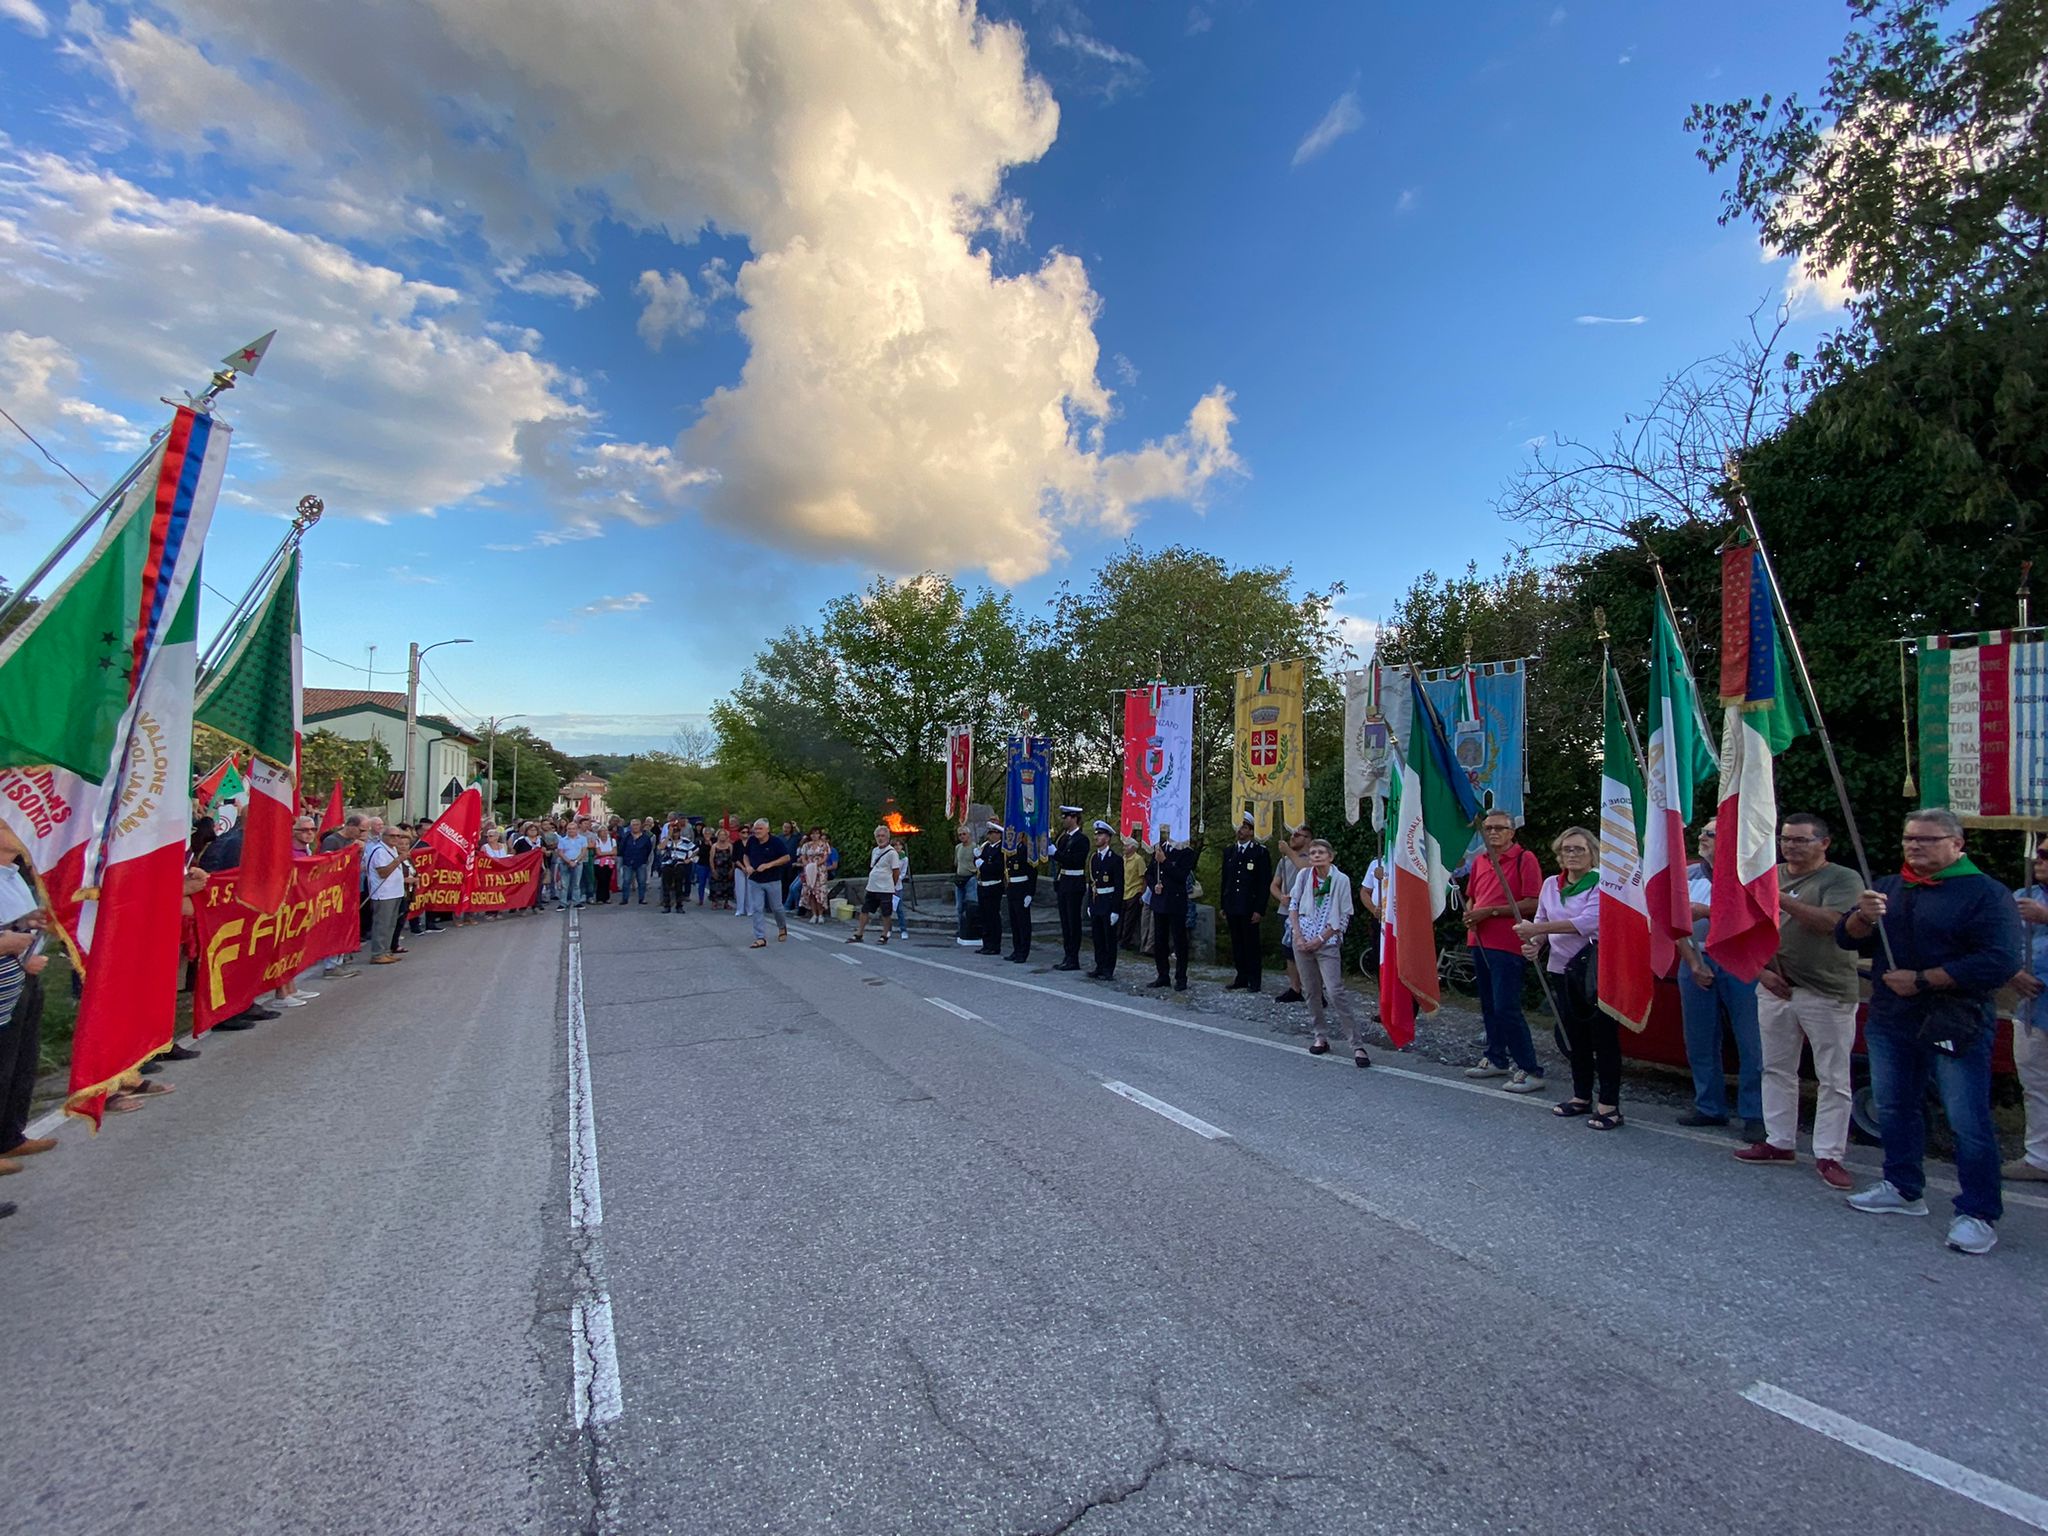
[1146,831,1199,991]
[1005,828,1038,963]
[975,821,1007,955]
[1087,820,1125,980]
[1219,809,1274,992]
[1051,805,1090,971]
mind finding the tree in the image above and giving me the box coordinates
[1689,1,2048,511]
[1018,544,1350,841]
[298,726,394,810]
[606,753,695,822]
[670,720,717,764]
[715,573,1026,864]
[485,725,571,821]
[0,577,36,643]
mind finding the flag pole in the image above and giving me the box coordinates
[1724,476,1885,901]
[0,334,276,634]
[198,494,323,675]
[1649,561,1719,746]
[1593,608,1650,777]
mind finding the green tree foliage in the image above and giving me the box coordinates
[716,573,1025,866]
[1019,543,1351,840]
[0,577,35,643]
[482,724,574,821]
[1691,0,2048,363]
[298,726,394,809]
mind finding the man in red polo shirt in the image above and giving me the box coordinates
[1463,809,1546,1093]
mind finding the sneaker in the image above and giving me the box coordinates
[1946,1215,1997,1255]
[1846,1180,1929,1217]
[1502,1070,1545,1095]
[295,989,320,1001]
[1465,1061,1510,1080]
[275,995,309,1009]
[1733,1142,1795,1166]
[1814,1158,1854,1191]
[2001,1158,2048,1183]
[1274,988,1304,1004]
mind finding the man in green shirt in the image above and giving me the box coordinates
[1736,812,1865,1189]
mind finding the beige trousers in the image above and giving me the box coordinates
[1756,984,1857,1161]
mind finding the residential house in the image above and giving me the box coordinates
[302,688,483,823]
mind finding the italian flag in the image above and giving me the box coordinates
[1641,593,1716,977]
[197,548,303,913]
[0,405,228,1121]
[194,753,245,809]
[1596,664,1652,1030]
[1387,669,1484,1021]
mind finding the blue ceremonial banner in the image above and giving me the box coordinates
[1005,734,1052,859]
[1375,660,1527,840]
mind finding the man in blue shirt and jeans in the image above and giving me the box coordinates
[742,818,792,947]
[616,818,654,905]
[1836,808,2021,1255]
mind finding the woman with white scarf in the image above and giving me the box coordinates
[1287,838,1368,1067]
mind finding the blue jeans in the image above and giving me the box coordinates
[558,858,586,906]
[1473,946,1541,1075]
[1867,1010,2002,1222]
[750,879,787,941]
[1678,959,1763,1120]
[619,865,648,903]
[695,863,709,899]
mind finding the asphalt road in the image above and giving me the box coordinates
[3,898,2042,1535]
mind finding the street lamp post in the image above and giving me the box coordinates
[404,637,472,821]
[484,713,526,822]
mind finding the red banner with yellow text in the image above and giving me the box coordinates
[193,850,360,1033]
[468,849,544,912]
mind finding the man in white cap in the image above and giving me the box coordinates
[1051,805,1091,971]
[1004,825,1039,963]
[1219,809,1275,992]
[975,820,1008,956]
[1087,820,1125,980]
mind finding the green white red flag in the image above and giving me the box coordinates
[0,405,229,1120]
[194,753,245,809]
[1596,664,1652,1031]
[1642,592,1716,977]
[196,549,303,912]
[1385,670,1484,1027]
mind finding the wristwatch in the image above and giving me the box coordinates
[1913,971,1929,993]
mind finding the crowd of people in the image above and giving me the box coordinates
[3,785,2038,1258]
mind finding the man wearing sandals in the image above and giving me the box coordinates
[741,818,792,947]
[848,824,902,946]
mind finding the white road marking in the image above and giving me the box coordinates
[565,908,623,1429]
[1742,1381,2048,1530]
[926,996,982,1022]
[1102,1080,1232,1141]
[834,953,863,966]
[857,945,2048,1211]
[787,930,814,943]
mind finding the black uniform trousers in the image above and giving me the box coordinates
[1154,903,1189,987]
[1225,910,1264,991]
[660,862,691,910]
[1006,881,1033,960]
[1056,873,1086,965]
[1089,898,1120,978]
[978,882,1005,954]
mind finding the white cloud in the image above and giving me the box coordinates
[482,542,526,553]
[579,592,651,615]
[1778,255,1853,316]
[0,152,622,527]
[1293,91,1363,168]
[500,266,599,308]
[1049,24,1146,98]
[1394,187,1418,214]
[634,269,706,350]
[1111,353,1139,387]
[1548,6,1566,25]
[2,0,48,36]
[63,0,1241,582]
[388,565,441,585]
[1574,314,1646,326]
[1618,46,1634,65]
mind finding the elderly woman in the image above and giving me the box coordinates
[1287,837,1369,1068]
[1514,826,1617,1129]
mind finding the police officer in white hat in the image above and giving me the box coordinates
[975,820,1008,956]
[1051,805,1090,971]
[1087,820,1125,980]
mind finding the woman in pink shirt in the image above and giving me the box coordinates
[1515,826,1618,1129]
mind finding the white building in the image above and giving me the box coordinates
[302,688,483,824]
[554,771,610,822]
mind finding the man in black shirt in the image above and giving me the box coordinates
[1087,821,1125,980]
[1051,806,1090,971]
[1219,810,1274,992]
[1147,835,1198,991]
[1005,832,1038,963]
[741,818,791,946]
[975,823,1007,955]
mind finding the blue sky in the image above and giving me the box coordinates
[0,0,1854,753]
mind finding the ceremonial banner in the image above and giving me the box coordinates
[1707,538,1808,982]
[409,783,484,914]
[1341,668,1393,828]
[945,727,973,821]
[193,850,361,1033]
[0,405,228,1122]
[469,850,545,911]
[1373,659,1526,837]
[1119,686,1193,842]
[1232,660,1305,839]
[1917,632,2043,828]
[1004,734,1052,858]
[1596,666,1652,1031]
[317,778,345,838]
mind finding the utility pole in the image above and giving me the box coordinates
[483,713,526,821]
[403,636,471,821]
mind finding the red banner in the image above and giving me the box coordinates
[1120,688,1158,839]
[408,785,484,914]
[193,850,361,1033]
[946,727,972,820]
[468,850,544,911]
